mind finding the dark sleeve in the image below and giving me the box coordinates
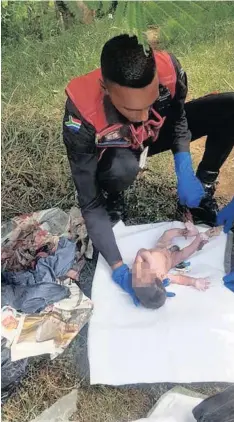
[169,53,191,154]
[63,98,122,266]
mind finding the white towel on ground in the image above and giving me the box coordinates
[88,221,234,385]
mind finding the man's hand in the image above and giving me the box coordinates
[223,271,234,293]
[174,152,205,208]
[216,197,234,233]
[112,263,140,305]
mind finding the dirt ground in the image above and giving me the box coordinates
[191,137,234,201]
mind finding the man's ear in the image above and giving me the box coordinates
[100,79,108,94]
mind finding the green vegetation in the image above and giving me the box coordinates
[2,2,234,220]
[2,3,234,420]
[2,1,234,47]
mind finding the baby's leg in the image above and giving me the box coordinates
[184,221,199,237]
[156,228,187,248]
[156,223,200,248]
[170,233,208,268]
[169,274,210,291]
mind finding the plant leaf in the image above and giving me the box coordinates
[114,1,128,28]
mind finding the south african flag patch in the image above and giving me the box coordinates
[65,115,82,133]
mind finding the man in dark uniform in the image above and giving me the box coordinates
[63,34,234,303]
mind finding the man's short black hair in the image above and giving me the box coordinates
[101,34,156,88]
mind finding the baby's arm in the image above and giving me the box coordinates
[170,233,208,268]
[168,274,210,291]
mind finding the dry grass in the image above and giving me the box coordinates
[2,351,229,422]
[71,386,153,422]
[1,108,74,219]
[2,356,77,422]
[2,352,154,422]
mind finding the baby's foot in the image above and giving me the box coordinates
[205,226,222,238]
[184,221,199,238]
[197,232,209,250]
[193,278,210,291]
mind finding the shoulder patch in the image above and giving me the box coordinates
[179,67,185,79]
[65,115,82,133]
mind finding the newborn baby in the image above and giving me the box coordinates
[132,223,222,309]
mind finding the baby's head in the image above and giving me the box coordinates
[133,277,167,309]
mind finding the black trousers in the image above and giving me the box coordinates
[98,92,234,193]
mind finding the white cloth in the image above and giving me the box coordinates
[88,221,234,385]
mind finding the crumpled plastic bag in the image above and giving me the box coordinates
[1,337,28,404]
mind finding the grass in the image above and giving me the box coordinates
[2,4,234,421]
[2,11,234,220]
[2,344,230,422]
[2,348,230,422]
[2,351,153,422]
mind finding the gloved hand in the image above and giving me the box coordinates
[216,197,234,233]
[112,264,140,305]
[162,278,176,297]
[174,152,205,208]
[223,271,234,293]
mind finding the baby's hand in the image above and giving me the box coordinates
[193,278,210,291]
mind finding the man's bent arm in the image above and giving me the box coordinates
[169,54,205,208]
[63,99,122,267]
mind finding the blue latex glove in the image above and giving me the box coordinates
[162,278,176,297]
[223,271,234,293]
[174,152,205,208]
[112,264,140,306]
[216,197,234,233]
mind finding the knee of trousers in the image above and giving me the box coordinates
[98,148,140,193]
[225,92,234,103]
[221,92,234,122]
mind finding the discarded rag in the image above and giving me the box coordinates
[2,237,75,313]
[192,385,234,422]
[1,221,59,272]
[1,206,91,271]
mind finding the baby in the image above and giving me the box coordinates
[132,223,222,309]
